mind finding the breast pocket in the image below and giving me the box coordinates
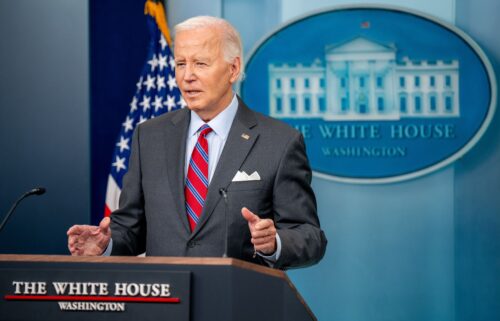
[227,180,266,191]
[226,180,271,220]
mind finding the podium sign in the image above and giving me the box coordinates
[0,259,190,321]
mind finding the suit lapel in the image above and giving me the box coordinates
[192,101,259,236]
[163,108,191,233]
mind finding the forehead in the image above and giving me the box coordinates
[174,27,222,56]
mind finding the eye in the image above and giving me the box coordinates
[196,62,208,67]
[175,61,185,68]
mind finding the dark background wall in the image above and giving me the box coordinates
[0,0,89,254]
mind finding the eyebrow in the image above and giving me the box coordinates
[175,56,212,63]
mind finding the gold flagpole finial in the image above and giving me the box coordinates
[144,0,172,46]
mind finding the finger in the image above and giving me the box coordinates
[92,217,110,236]
[67,225,84,236]
[68,243,76,254]
[99,217,111,231]
[251,227,276,238]
[254,219,273,231]
[251,235,276,246]
[74,243,87,255]
[70,243,80,255]
[68,224,95,236]
[68,235,77,247]
[241,207,259,224]
[70,246,80,256]
[254,241,277,255]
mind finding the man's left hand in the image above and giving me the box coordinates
[241,207,277,255]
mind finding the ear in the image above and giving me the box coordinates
[229,56,241,84]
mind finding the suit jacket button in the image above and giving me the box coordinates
[187,241,195,248]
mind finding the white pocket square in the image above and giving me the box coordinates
[232,170,261,182]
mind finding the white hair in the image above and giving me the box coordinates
[175,16,244,81]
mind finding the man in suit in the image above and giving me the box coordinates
[67,16,326,269]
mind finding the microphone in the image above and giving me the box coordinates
[0,187,46,233]
[219,188,229,258]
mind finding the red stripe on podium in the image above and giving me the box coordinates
[4,295,180,303]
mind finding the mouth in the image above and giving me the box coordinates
[183,90,202,98]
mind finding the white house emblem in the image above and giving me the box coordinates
[241,6,496,183]
[269,37,460,122]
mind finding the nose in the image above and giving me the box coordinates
[183,63,196,82]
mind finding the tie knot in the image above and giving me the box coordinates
[198,124,213,137]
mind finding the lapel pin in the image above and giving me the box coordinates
[241,133,250,140]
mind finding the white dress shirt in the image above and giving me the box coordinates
[184,94,239,183]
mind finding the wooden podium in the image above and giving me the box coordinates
[0,255,316,321]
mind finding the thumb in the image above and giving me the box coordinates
[241,207,259,224]
[98,217,111,234]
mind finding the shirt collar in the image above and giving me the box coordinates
[188,94,239,140]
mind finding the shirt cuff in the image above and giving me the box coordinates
[101,238,113,256]
[257,232,282,265]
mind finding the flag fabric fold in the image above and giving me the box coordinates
[104,0,183,216]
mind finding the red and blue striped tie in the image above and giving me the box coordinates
[185,124,212,232]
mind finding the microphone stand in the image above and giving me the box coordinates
[219,188,229,258]
[0,188,46,233]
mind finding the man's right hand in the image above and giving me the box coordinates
[67,217,111,256]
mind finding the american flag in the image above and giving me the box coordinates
[104,0,183,216]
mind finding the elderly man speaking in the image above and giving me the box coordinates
[67,16,327,269]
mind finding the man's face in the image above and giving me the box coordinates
[174,27,240,121]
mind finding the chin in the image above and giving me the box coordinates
[186,103,204,113]
[185,101,199,109]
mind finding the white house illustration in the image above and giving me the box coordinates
[268,37,460,121]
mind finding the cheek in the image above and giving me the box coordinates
[175,72,183,85]
[212,71,231,90]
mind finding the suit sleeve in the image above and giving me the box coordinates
[273,131,327,269]
[109,126,147,255]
